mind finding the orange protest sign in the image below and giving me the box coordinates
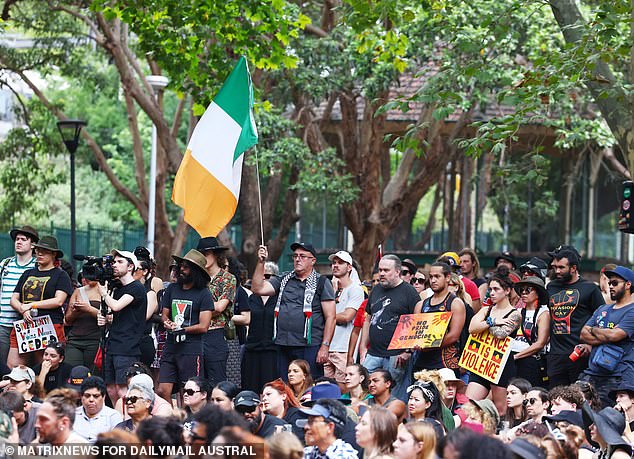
[458,330,512,384]
[387,312,452,350]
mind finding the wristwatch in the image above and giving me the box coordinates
[321,341,330,347]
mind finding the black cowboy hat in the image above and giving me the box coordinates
[33,235,63,259]
[402,258,418,275]
[196,237,228,253]
[10,225,39,243]
[514,276,549,305]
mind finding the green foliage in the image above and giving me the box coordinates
[247,109,358,205]
[93,0,311,103]
[0,101,64,227]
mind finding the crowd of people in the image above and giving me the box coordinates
[0,224,632,459]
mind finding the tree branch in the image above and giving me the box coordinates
[48,1,105,46]
[122,88,148,204]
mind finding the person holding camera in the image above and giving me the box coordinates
[97,250,147,406]
[64,265,102,368]
[157,249,212,403]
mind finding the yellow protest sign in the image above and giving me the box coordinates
[387,312,452,350]
[458,330,512,384]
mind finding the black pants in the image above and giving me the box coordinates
[547,353,588,388]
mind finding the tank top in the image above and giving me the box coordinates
[414,293,461,371]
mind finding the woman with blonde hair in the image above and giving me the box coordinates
[265,431,303,459]
[355,406,398,458]
[448,273,472,307]
[393,422,437,459]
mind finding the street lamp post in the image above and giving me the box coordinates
[146,75,169,256]
[56,119,87,264]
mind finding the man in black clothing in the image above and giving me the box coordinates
[157,249,213,402]
[234,390,284,438]
[546,248,604,387]
[98,249,147,405]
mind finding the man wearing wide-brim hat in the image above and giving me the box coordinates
[0,225,39,365]
[579,265,634,408]
[8,235,73,368]
[195,237,236,386]
[156,249,213,403]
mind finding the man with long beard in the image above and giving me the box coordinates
[157,249,213,403]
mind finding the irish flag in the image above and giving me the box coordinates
[172,56,258,237]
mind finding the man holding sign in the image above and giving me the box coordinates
[413,262,467,376]
[359,255,422,401]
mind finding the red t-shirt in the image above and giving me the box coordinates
[353,299,367,327]
[461,276,480,301]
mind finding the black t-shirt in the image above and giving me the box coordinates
[14,267,73,324]
[245,294,278,351]
[33,362,72,393]
[472,277,486,288]
[284,406,307,441]
[547,277,604,354]
[257,414,286,438]
[234,286,250,345]
[107,280,147,356]
[367,282,420,357]
[161,283,213,355]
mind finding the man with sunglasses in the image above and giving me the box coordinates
[523,388,549,423]
[547,247,603,387]
[253,242,335,379]
[233,390,284,438]
[579,266,634,408]
[73,376,122,442]
[158,249,213,402]
[300,399,357,459]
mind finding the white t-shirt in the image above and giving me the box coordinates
[511,305,549,353]
[330,283,364,352]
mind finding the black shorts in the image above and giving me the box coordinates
[468,353,517,390]
[104,353,140,385]
[159,352,203,385]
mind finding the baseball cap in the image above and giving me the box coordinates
[111,249,141,270]
[290,242,316,258]
[328,251,353,265]
[298,403,346,428]
[3,366,35,383]
[604,266,634,284]
[66,366,91,390]
[234,390,260,408]
[441,252,460,266]
[544,409,584,427]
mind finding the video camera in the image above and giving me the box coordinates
[75,254,115,286]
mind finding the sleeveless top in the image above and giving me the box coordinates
[414,293,461,371]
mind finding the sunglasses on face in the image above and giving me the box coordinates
[236,405,257,414]
[609,280,625,287]
[523,398,539,406]
[411,278,426,284]
[125,396,144,405]
[372,279,380,284]
[183,389,201,396]
[519,287,535,294]
[400,270,411,276]
[291,254,314,261]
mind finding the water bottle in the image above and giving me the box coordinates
[30,304,38,317]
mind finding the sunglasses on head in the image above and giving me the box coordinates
[125,396,144,405]
[236,405,257,414]
[183,388,201,396]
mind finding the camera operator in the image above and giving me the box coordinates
[97,250,147,406]
[157,250,212,404]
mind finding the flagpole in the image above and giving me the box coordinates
[253,146,265,245]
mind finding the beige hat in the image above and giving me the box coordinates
[172,249,210,280]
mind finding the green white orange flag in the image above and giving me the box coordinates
[172,56,258,237]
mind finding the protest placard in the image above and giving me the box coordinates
[387,312,452,350]
[458,330,512,384]
[13,315,58,354]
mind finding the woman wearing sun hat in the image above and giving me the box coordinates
[512,276,550,387]
[8,236,73,368]
[582,402,632,459]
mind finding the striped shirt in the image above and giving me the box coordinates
[0,256,36,327]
